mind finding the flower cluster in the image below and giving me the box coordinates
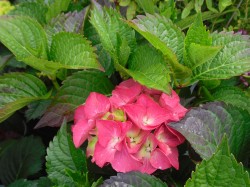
[72,79,187,174]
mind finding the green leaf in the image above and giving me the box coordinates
[8,2,48,24]
[205,0,219,13]
[91,177,103,187]
[0,72,50,123]
[212,86,250,114]
[184,13,213,68]
[84,21,114,76]
[22,56,63,75]
[90,7,136,66]
[9,177,52,187]
[46,0,71,23]
[185,13,211,47]
[46,121,87,186]
[100,171,167,187]
[170,102,250,161]
[135,0,155,14]
[25,99,52,121]
[126,1,137,20]
[219,0,232,12]
[35,70,114,128]
[181,1,194,19]
[191,32,250,81]
[49,32,103,70]
[127,45,171,93]
[188,43,222,70]
[0,136,45,185]
[0,16,48,60]
[127,14,191,79]
[45,7,89,46]
[185,136,250,187]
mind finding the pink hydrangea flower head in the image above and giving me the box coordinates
[110,79,142,108]
[72,79,188,174]
[124,94,170,130]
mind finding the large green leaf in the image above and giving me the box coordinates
[45,7,89,47]
[25,99,52,121]
[84,21,114,76]
[45,0,71,23]
[46,121,87,186]
[90,7,136,67]
[127,14,191,79]
[0,72,50,123]
[0,136,45,185]
[127,45,171,93]
[170,102,250,161]
[184,13,211,48]
[35,70,114,128]
[100,171,167,187]
[191,32,250,81]
[212,86,250,114]
[0,16,48,60]
[185,136,250,187]
[8,2,48,24]
[49,32,103,70]
[184,13,222,69]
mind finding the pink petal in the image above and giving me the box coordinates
[119,79,141,88]
[74,105,85,123]
[124,94,170,130]
[126,126,149,153]
[138,158,157,174]
[155,125,185,147]
[159,91,188,122]
[84,92,110,119]
[71,119,95,148]
[150,148,172,170]
[96,120,122,148]
[142,86,162,96]
[111,141,142,172]
[166,126,185,145]
[93,142,116,167]
[110,79,142,107]
[136,134,157,159]
[158,142,179,170]
[159,90,180,109]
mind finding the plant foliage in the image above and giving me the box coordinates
[170,102,250,161]
[0,136,45,185]
[185,136,250,187]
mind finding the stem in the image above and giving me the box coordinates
[200,86,214,100]
[226,0,244,28]
[245,0,249,19]
[52,77,60,90]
